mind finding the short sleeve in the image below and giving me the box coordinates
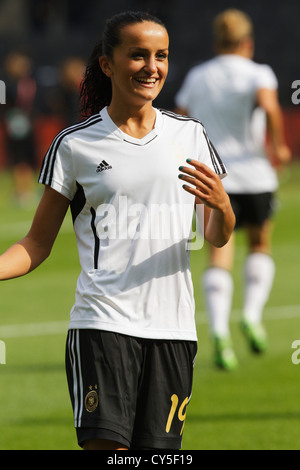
[255,64,278,91]
[38,133,77,200]
[198,123,227,180]
[174,68,197,110]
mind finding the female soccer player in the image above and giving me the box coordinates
[0,11,235,449]
[175,9,291,370]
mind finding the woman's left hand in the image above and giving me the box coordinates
[178,159,229,212]
[178,159,235,247]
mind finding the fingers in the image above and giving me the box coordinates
[188,159,215,173]
[180,181,205,203]
[178,159,216,191]
[178,158,226,209]
[179,158,215,177]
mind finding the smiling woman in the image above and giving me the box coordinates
[0,10,235,451]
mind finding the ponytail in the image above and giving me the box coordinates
[79,42,112,120]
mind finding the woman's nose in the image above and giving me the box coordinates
[144,56,157,73]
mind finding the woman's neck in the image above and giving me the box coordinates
[107,102,156,139]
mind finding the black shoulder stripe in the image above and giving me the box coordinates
[202,128,226,176]
[159,108,204,126]
[209,139,226,175]
[39,114,99,183]
[39,115,102,186]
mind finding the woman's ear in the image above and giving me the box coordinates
[99,56,112,77]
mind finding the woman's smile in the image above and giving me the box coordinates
[134,76,158,87]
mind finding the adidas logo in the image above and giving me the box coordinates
[96,160,112,173]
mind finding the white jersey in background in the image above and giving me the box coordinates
[39,107,226,341]
[175,54,278,194]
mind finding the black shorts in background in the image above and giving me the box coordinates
[65,329,197,449]
[229,192,276,229]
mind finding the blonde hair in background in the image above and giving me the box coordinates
[213,9,253,52]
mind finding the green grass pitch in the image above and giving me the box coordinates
[0,162,299,450]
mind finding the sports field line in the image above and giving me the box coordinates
[196,303,300,324]
[0,218,73,240]
[0,304,299,339]
[0,320,70,339]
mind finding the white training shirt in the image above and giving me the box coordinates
[39,106,226,341]
[175,54,279,193]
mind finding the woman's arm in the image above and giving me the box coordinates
[179,160,235,247]
[0,186,70,280]
[256,88,291,164]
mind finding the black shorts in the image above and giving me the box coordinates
[65,329,197,450]
[7,135,36,167]
[229,192,276,229]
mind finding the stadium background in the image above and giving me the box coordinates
[0,0,299,164]
[0,0,299,451]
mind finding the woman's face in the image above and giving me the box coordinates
[100,21,169,107]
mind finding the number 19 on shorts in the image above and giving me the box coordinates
[166,394,188,435]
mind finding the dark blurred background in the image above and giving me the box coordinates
[0,0,299,170]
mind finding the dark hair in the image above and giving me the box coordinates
[79,11,166,119]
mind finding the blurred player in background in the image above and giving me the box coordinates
[2,51,37,206]
[58,56,86,125]
[175,9,291,370]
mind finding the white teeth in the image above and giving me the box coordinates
[136,78,156,83]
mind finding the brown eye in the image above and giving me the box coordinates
[156,53,167,60]
[131,53,144,59]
